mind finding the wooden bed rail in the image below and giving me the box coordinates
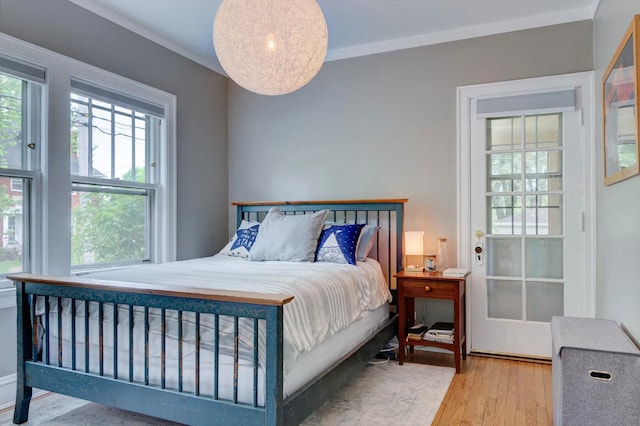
[8,273,294,306]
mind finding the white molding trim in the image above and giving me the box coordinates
[0,374,16,411]
[457,72,597,352]
[69,0,593,70]
[68,0,225,75]
[326,7,593,62]
[0,374,48,411]
[591,0,602,18]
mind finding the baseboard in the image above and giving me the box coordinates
[0,374,16,411]
[0,374,48,412]
[469,351,551,364]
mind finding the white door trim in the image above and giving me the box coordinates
[457,72,596,353]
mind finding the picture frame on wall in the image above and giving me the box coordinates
[603,14,640,186]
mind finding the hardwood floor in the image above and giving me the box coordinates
[405,351,552,425]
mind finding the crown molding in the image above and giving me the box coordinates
[68,0,226,75]
[591,0,601,18]
[326,6,594,62]
[70,1,595,75]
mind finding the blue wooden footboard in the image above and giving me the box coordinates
[12,199,406,425]
[13,275,292,425]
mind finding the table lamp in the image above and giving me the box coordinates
[405,231,424,272]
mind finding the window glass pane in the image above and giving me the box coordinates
[71,188,149,268]
[0,176,26,274]
[0,74,25,169]
[525,114,561,148]
[525,150,562,192]
[135,117,147,182]
[526,281,563,322]
[486,117,522,151]
[525,238,563,279]
[114,111,133,180]
[487,238,522,276]
[488,195,522,235]
[487,279,522,320]
[91,104,113,178]
[525,194,562,235]
[487,152,522,193]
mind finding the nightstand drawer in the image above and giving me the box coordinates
[402,280,454,298]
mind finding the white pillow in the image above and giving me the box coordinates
[218,220,260,258]
[357,225,380,261]
[248,208,328,262]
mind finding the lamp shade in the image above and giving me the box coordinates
[405,231,424,256]
[213,0,328,96]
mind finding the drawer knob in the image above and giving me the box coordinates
[424,285,431,292]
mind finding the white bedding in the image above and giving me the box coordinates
[40,255,391,399]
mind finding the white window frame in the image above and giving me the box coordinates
[0,57,43,295]
[0,33,177,308]
[69,82,165,271]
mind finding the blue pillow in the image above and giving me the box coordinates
[316,224,365,265]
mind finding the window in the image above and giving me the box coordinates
[70,79,164,270]
[0,33,176,285]
[0,56,42,279]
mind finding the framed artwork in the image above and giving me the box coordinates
[603,15,640,185]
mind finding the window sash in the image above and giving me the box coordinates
[0,61,42,283]
[71,184,153,270]
[0,174,32,277]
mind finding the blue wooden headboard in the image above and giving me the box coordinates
[232,199,407,295]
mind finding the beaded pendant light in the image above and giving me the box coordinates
[213,0,328,96]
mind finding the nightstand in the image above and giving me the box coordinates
[394,270,468,373]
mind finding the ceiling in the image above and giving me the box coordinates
[69,0,599,76]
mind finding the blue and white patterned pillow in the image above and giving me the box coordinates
[315,224,365,265]
[218,220,260,258]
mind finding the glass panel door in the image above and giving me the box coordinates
[486,113,564,324]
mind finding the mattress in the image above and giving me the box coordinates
[40,255,392,404]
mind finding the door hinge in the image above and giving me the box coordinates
[581,212,585,232]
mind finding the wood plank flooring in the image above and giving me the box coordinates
[404,351,552,425]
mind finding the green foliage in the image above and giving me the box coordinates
[618,143,638,169]
[71,189,146,266]
[0,75,22,167]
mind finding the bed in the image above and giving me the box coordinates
[11,199,406,425]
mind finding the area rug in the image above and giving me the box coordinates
[0,361,453,425]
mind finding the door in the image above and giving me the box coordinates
[459,73,595,358]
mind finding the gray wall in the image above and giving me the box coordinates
[0,0,229,261]
[594,1,640,341]
[229,20,593,327]
[229,21,592,262]
[0,307,15,376]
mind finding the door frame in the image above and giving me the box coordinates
[457,72,596,354]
